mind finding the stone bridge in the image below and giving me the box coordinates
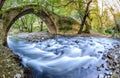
[0,4,80,45]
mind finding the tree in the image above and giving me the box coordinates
[0,0,5,18]
[78,0,92,33]
[12,14,37,33]
[104,1,120,37]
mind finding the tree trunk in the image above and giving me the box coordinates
[40,21,43,31]
[104,3,120,37]
[0,0,5,18]
[30,23,33,32]
[110,11,119,36]
[78,0,92,34]
[0,0,5,10]
[84,21,91,33]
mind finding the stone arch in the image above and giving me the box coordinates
[4,4,57,34]
[7,9,37,33]
[2,4,58,45]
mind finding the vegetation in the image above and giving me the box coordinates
[0,0,120,37]
[9,14,48,34]
[0,0,120,78]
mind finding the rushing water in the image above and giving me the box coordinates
[7,35,120,78]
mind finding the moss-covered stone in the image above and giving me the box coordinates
[59,26,72,31]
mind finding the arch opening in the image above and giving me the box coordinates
[9,14,48,35]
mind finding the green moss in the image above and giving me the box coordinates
[58,20,62,25]
[58,17,75,26]
[5,6,23,13]
[65,19,74,25]
[15,6,23,10]
[34,7,39,13]
[0,11,4,15]
[3,13,10,22]
[59,26,72,31]
[33,6,42,13]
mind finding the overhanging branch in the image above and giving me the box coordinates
[0,0,6,10]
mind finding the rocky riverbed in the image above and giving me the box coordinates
[15,32,120,78]
[105,44,120,78]
[15,31,55,42]
[95,43,120,78]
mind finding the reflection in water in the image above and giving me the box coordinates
[7,36,120,78]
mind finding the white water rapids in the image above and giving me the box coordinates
[7,35,120,78]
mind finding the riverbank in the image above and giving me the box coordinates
[14,31,55,42]
[0,45,24,78]
[106,44,120,78]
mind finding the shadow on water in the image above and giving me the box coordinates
[7,35,120,78]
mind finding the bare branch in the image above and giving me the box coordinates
[0,0,6,10]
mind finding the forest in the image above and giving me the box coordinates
[0,0,120,78]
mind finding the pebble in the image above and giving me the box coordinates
[98,51,103,53]
[98,74,104,78]
[14,74,21,78]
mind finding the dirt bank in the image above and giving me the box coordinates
[0,45,24,78]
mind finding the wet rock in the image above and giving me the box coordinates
[98,51,103,53]
[104,44,120,78]
[101,64,104,68]
[75,40,79,44]
[97,66,101,71]
[14,74,21,78]
[24,67,33,78]
[98,74,104,78]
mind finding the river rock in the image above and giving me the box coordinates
[98,74,104,78]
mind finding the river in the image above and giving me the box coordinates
[7,35,120,78]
